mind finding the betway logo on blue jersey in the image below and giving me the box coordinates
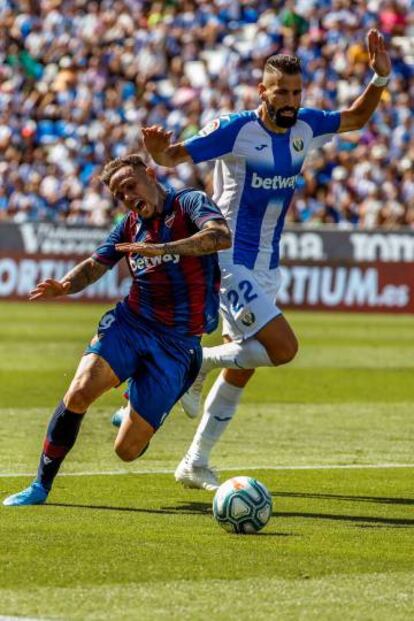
[251,171,298,190]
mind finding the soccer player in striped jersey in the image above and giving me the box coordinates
[3,154,230,506]
[142,29,391,490]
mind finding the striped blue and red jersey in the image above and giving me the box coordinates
[93,187,224,337]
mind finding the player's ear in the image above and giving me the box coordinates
[258,82,266,101]
[145,167,156,181]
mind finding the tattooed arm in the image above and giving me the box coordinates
[29,257,109,300]
[115,220,232,257]
[60,257,109,293]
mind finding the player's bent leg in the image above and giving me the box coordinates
[176,339,256,490]
[181,338,255,419]
[180,369,207,419]
[3,353,120,507]
[198,317,297,373]
[114,405,155,462]
[176,368,256,491]
[176,318,298,492]
[255,314,298,366]
[64,352,120,412]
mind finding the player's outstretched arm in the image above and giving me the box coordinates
[142,126,192,167]
[338,29,392,133]
[29,257,109,300]
[115,220,231,257]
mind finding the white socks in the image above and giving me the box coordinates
[186,374,243,467]
[185,339,274,468]
[201,338,273,374]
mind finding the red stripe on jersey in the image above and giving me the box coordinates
[124,211,138,241]
[127,282,141,315]
[142,216,175,326]
[123,212,141,315]
[180,255,207,335]
[172,200,207,335]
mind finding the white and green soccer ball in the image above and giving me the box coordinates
[213,476,272,534]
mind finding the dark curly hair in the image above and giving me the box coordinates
[99,154,147,187]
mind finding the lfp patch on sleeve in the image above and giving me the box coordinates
[199,118,220,137]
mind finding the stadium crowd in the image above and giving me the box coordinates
[0,0,413,228]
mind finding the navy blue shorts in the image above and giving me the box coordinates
[85,304,202,430]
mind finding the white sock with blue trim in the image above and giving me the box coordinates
[201,338,272,373]
[186,373,243,467]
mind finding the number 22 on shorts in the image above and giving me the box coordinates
[226,280,258,312]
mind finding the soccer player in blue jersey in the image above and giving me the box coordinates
[141,29,391,490]
[3,154,231,506]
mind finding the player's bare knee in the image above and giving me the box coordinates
[115,444,136,462]
[269,337,299,366]
[114,439,149,462]
[283,338,299,364]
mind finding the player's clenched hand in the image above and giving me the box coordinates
[142,126,173,155]
[115,242,164,256]
[367,29,391,77]
[29,279,71,301]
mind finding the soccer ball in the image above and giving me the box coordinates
[213,476,272,534]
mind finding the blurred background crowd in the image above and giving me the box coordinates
[0,0,413,228]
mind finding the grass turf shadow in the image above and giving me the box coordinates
[46,501,414,527]
[271,491,414,506]
[277,510,414,527]
[46,501,211,516]
[46,501,294,536]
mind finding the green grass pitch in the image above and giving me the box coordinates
[0,301,413,621]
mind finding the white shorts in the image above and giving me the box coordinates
[218,254,283,343]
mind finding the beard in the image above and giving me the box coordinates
[266,102,299,128]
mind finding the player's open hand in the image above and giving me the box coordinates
[29,279,71,301]
[367,29,391,77]
[115,242,164,256]
[142,126,173,155]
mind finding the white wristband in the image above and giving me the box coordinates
[371,73,390,87]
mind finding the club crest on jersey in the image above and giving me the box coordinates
[199,119,220,137]
[292,137,304,152]
[164,213,176,228]
[240,310,256,327]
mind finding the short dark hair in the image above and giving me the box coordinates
[264,54,302,75]
[99,154,146,187]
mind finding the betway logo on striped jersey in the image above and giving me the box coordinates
[251,172,298,190]
[131,253,180,272]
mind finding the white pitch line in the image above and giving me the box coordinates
[0,463,413,478]
[0,617,48,621]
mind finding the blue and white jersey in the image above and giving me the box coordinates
[184,108,341,271]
